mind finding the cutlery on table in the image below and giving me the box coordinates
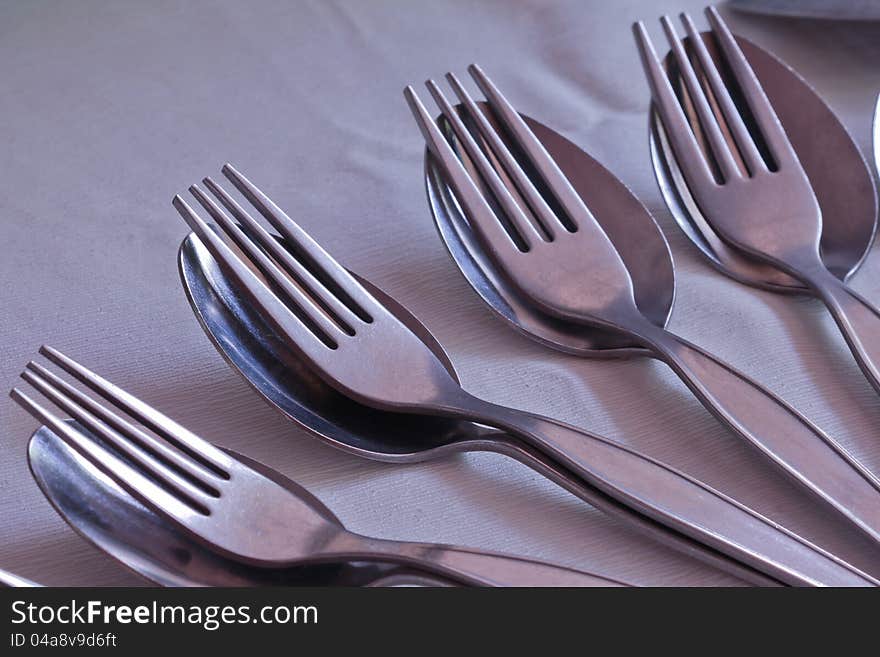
[175,164,872,586]
[0,568,40,587]
[405,62,880,547]
[181,229,792,587]
[635,7,880,396]
[11,348,629,587]
[28,423,458,587]
[650,30,876,295]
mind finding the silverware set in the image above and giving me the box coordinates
[409,58,880,550]
[13,348,621,587]
[7,6,880,587]
[639,8,880,397]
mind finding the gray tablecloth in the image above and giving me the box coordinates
[2,0,879,586]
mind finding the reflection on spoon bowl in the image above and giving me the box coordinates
[28,421,452,586]
[427,105,676,357]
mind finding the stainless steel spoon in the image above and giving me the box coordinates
[177,164,875,586]
[180,231,777,585]
[28,420,455,587]
[14,350,626,587]
[639,10,880,395]
[416,64,880,548]
[650,33,877,294]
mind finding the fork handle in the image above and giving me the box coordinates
[481,434,782,586]
[325,535,631,587]
[451,393,876,586]
[641,324,880,547]
[804,267,880,396]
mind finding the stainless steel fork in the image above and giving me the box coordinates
[635,7,880,396]
[11,347,630,587]
[404,65,880,548]
[165,164,878,586]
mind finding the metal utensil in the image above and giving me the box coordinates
[175,164,873,586]
[636,8,880,396]
[180,232,794,586]
[425,108,674,356]
[650,33,877,293]
[0,568,39,587]
[407,63,880,547]
[874,94,879,178]
[28,421,457,587]
[11,347,629,587]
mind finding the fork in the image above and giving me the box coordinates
[404,65,880,547]
[167,164,876,586]
[11,347,631,587]
[634,7,880,396]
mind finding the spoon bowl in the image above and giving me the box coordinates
[180,233,485,461]
[28,421,449,586]
[178,229,801,586]
[178,179,876,585]
[428,107,675,357]
[650,34,877,293]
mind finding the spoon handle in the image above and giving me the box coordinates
[326,535,631,587]
[643,325,880,546]
[483,434,782,586]
[805,267,880,396]
[451,394,877,587]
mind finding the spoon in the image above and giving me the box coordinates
[14,351,627,587]
[647,26,880,397]
[651,34,877,293]
[179,232,793,585]
[180,199,877,587]
[28,420,455,587]
[419,61,880,551]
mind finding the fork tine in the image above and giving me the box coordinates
[189,183,355,340]
[11,387,206,520]
[633,21,717,187]
[404,85,524,256]
[704,6,795,165]
[173,193,340,355]
[444,72,563,238]
[25,360,221,490]
[660,16,741,182]
[426,79,544,246]
[220,163,381,320]
[21,367,217,509]
[39,345,233,476]
[680,12,765,174]
[467,64,599,230]
[201,176,365,332]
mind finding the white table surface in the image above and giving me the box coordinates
[1,0,879,586]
